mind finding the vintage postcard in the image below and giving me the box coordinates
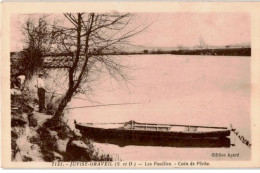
[1,2,260,168]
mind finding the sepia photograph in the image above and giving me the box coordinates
[9,12,251,162]
[1,1,260,168]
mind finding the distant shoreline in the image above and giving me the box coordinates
[11,48,251,59]
[109,48,251,56]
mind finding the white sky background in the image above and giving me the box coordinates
[10,13,250,52]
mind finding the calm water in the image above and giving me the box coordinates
[68,55,250,161]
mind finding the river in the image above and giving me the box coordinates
[68,54,251,161]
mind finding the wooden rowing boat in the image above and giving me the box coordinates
[75,120,231,142]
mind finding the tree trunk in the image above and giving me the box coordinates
[54,89,74,118]
[54,14,83,119]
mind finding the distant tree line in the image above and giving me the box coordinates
[106,47,251,56]
[170,48,251,56]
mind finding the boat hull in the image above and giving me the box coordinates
[76,124,230,139]
[75,123,231,148]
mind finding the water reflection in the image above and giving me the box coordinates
[83,133,231,148]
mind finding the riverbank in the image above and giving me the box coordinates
[170,48,250,56]
[96,47,251,56]
[11,89,112,162]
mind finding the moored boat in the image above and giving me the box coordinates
[75,120,231,140]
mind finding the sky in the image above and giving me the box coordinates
[129,13,250,48]
[11,12,250,52]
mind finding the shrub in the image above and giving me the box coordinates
[37,126,58,161]
[28,114,38,127]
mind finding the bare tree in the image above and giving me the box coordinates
[20,16,59,77]
[53,13,146,118]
